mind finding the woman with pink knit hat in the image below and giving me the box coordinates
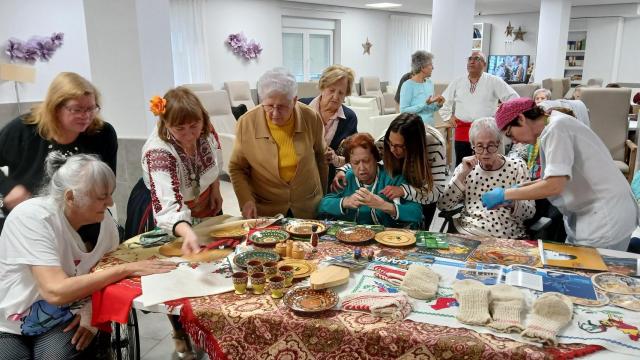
[482,97,638,251]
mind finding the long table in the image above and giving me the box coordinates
[93,218,640,359]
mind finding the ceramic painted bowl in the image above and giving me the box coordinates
[233,250,280,268]
[336,227,376,244]
[283,286,339,313]
[250,229,289,246]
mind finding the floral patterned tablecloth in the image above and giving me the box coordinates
[95,230,603,360]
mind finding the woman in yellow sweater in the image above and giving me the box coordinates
[229,68,327,219]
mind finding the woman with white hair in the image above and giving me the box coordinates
[229,68,327,219]
[399,50,444,126]
[437,118,535,238]
[533,88,551,104]
[0,153,175,359]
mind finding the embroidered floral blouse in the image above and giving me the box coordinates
[141,129,223,233]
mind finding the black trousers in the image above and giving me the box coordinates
[455,141,473,166]
[421,202,437,230]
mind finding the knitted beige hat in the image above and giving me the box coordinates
[487,284,526,333]
[521,292,574,345]
[452,279,491,325]
[400,264,440,300]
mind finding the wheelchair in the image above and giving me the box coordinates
[111,309,140,360]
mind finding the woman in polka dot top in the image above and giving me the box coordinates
[437,117,535,239]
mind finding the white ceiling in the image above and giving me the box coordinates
[288,0,640,16]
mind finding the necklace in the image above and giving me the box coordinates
[186,143,200,197]
[468,76,480,93]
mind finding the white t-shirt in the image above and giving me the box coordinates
[0,197,119,335]
[439,72,518,122]
[540,111,639,250]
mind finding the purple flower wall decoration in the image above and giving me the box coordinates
[4,32,64,63]
[225,33,262,61]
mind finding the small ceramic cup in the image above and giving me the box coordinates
[268,275,285,299]
[278,265,295,287]
[250,272,267,295]
[262,261,278,279]
[232,271,249,295]
[247,259,263,275]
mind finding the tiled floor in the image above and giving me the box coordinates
[137,179,446,359]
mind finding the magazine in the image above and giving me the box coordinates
[415,234,481,261]
[504,265,598,300]
[539,241,608,271]
[455,263,503,285]
[601,256,639,277]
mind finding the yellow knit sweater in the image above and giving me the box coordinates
[266,114,298,182]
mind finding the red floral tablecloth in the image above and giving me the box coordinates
[94,231,603,359]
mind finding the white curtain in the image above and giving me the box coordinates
[387,15,430,87]
[169,0,211,86]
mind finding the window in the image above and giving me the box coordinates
[282,28,333,82]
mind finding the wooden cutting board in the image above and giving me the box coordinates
[310,265,349,290]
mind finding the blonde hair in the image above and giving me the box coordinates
[318,65,355,96]
[157,86,211,142]
[25,72,104,141]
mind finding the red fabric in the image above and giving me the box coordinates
[91,278,142,332]
[185,186,218,219]
[454,119,472,142]
[633,92,640,105]
[180,300,229,360]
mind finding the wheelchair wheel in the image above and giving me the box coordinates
[111,309,140,360]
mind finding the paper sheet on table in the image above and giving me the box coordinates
[140,264,233,306]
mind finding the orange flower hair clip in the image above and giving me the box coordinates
[149,95,167,116]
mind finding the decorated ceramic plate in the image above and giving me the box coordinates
[279,259,317,278]
[608,293,640,311]
[375,230,416,247]
[233,250,280,268]
[210,226,249,239]
[336,227,376,244]
[569,291,610,307]
[284,220,326,237]
[592,272,640,295]
[250,229,289,246]
[283,286,339,312]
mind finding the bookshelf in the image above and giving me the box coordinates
[472,23,491,55]
[564,30,587,87]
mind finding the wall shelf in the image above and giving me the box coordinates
[564,30,587,87]
[472,23,491,55]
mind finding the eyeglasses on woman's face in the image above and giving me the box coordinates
[472,142,499,154]
[64,105,101,116]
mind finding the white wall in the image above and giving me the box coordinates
[0,0,91,104]
[582,17,623,85]
[475,13,539,63]
[618,17,640,83]
[202,0,391,89]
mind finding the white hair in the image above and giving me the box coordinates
[257,67,297,100]
[533,88,551,99]
[44,152,116,208]
[469,117,501,144]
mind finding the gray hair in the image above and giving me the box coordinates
[469,117,501,144]
[257,67,297,100]
[533,88,551,99]
[44,152,116,208]
[411,51,434,74]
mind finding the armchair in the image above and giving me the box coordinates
[361,76,395,115]
[223,81,255,109]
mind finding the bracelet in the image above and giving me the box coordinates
[172,220,192,237]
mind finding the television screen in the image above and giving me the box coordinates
[487,55,530,84]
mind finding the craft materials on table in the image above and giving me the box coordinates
[540,241,608,271]
[310,265,350,290]
[416,234,481,261]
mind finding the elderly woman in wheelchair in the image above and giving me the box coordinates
[318,132,422,228]
[437,117,535,239]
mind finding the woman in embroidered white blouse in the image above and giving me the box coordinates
[142,87,224,255]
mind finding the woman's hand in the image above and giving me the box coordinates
[342,194,361,209]
[457,156,478,181]
[433,95,445,106]
[209,180,223,215]
[125,259,177,277]
[330,172,347,192]
[242,201,257,219]
[355,188,386,209]
[324,147,336,163]
[63,315,96,351]
[381,185,404,200]
[4,184,31,210]
[180,227,201,255]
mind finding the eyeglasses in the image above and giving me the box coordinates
[467,56,483,62]
[386,140,406,151]
[262,104,292,114]
[64,105,101,116]
[472,143,499,154]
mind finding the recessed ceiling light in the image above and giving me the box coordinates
[365,2,402,9]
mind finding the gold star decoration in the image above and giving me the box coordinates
[362,38,372,55]
[514,26,527,41]
[505,21,514,37]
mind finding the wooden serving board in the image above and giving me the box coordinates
[310,265,349,290]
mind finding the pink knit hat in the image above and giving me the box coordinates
[495,97,536,130]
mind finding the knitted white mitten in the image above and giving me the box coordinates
[487,284,525,333]
[452,279,491,325]
[399,264,440,300]
[521,292,573,345]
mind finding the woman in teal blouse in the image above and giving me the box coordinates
[399,51,444,126]
[318,133,422,228]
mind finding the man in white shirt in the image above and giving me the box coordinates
[440,51,518,165]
